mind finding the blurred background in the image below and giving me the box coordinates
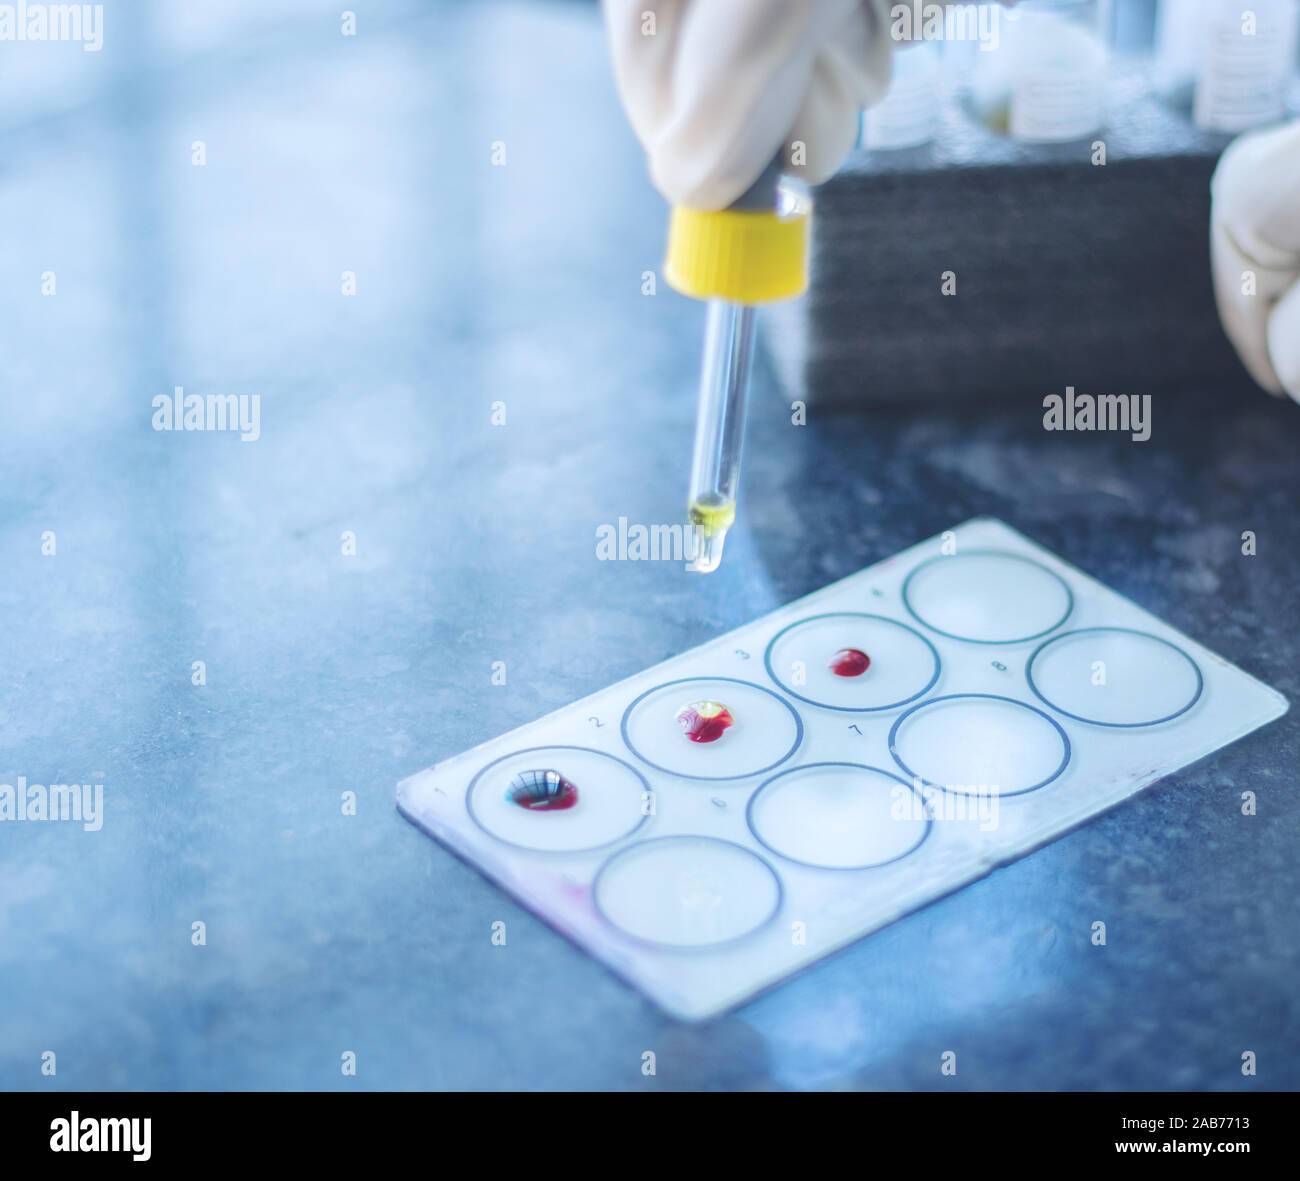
[1,0,1298,1090]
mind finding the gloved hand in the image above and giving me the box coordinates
[1211,119,1300,401]
[601,0,896,210]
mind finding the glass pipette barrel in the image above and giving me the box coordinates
[663,154,808,574]
[686,299,757,573]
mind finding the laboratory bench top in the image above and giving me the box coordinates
[1,0,1297,1091]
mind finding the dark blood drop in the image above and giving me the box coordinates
[507,769,578,811]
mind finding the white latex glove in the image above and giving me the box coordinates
[602,0,895,209]
[1211,119,1300,401]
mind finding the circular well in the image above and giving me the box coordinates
[902,550,1073,643]
[621,677,802,781]
[594,836,782,948]
[764,613,941,712]
[467,746,649,852]
[889,693,1071,797]
[747,763,930,869]
[1027,627,1203,727]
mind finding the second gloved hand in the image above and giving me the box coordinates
[1211,119,1300,401]
[602,0,896,209]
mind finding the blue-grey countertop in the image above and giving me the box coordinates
[1,0,1297,1091]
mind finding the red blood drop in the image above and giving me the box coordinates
[675,700,735,743]
[829,648,871,677]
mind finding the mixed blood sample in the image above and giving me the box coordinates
[828,648,871,677]
[506,768,579,811]
[674,700,735,743]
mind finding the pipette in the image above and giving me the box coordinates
[662,156,811,574]
[685,299,754,572]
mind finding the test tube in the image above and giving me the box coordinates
[1194,0,1299,132]
[860,40,942,151]
[686,299,756,573]
[968,0,1110,142]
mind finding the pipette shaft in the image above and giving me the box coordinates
[686,300,757,572]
